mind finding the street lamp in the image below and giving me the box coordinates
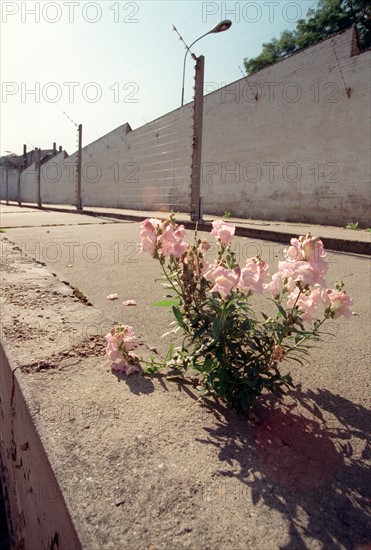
[180,20,232,106]
[173,20,232,221]
[177,20,232,221]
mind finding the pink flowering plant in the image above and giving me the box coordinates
[106,213,353,414]
[105,325,140,376]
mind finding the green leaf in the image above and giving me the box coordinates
[172,306,187,330]
[275,303,287,319]
[165,342,175,361]
[192,325,208,341]
[153,299,180,307]
[212,319,222,339]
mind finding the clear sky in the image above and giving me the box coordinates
[1,0,318,156]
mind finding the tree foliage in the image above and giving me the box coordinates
[243,0,371,75]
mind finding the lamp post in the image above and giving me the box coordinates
[35,147,42,208]
[174,20,232,221]
[180,20,232,107]
[62,112,82,210]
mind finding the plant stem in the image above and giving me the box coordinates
[160,259,183,300]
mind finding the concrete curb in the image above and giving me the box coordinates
[0,240,112,549]
[0,340,82,550]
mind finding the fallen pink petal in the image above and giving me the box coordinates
[106,215,354,418]
[122,300,137,306]
[106,293,118,300]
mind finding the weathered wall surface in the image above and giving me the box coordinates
[79,112,193,211]
[1,28,370,226]
[1,169,18,203]
[201,28,371,225]
[20,162,37,204]
[39,151,74,205]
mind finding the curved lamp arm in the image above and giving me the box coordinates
[180,20,232,107]
[181,33,211,106]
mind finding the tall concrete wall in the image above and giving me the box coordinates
[1,168,18,203]
[79,111,193,211]
[1,28,370,226]
[201,27,371,226]
[20,162,37,204]
[0,110,193,212]
[39,151,74,205]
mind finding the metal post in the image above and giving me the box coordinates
[76,123,82,210]
[190,55,204,222]
[36,148,41,207]
[17,164,21,206]
[5,167,9,205]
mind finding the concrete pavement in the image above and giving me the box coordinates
[2,202,370,255]
[0,204,370,549]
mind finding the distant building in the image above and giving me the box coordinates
[0,143,67,173]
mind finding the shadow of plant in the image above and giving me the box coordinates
[112,369,199,397]
[197,386,371,549]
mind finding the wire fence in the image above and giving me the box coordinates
[1,105,194,216]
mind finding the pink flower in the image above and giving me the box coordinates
[140,218,161,233]
[140,217,187,258]
[105,325,138,363]
[211,220,235,246]
[139,218,161,256]
[276,236,328,291]
[140,233,157,256]
[264,272,281,297]
[328,290,353,319]
[157,222,187,258]
[281,234,328,289]
[285,235,326,263]
[278,260,318,289]
[238,259,269,294]
[174,225,185,240]
[172,227,188,257]
[111,360,139,375]
[287,285,330,322]
[207,266,240,299]
[158,223,176,256]
[121,325,137,351]
[105,339,122,363]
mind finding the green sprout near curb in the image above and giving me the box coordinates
[346,222,371,231]
[223,211,232,219]
[0,228,5,233]
[346,222,359,230]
